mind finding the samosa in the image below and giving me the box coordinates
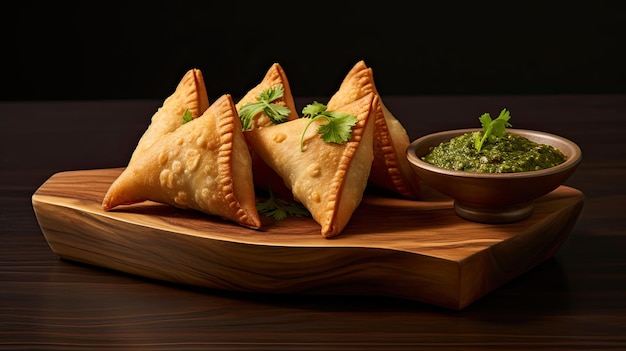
[331,60,420,199]
[129,68,209,165]
[102,94,261,229]
[235,63,298,129]
[245,91,377,237]
[236,63,299,200]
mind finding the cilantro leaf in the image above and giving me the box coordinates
[478,113,492,131]
[256,189,310,221]
[490,108,511,137]
[182,108,193,124]
[474,108,512,152]
[238,104,266,129]
[299,101,357,152]
[317,111,357,143]
[238,84,291,130]
[302,101,327,117]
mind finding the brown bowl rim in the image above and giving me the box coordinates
[406,128,582,179]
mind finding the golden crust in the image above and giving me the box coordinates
[333,60,420,199]
[245,92,376,238]
[102,94,261,230]
[129,68,210,165]
[237,63,299,200]
[99,61,418,234]
[236,63,298,129]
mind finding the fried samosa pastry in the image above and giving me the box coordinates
[235,62,298,129]
[129,68,210,165]
[102,94,261,230]
[245,92,377,238]
[236,63,299,200]
[331,60,420,199]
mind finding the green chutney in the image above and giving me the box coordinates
[422,131,567,173]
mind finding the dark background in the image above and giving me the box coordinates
[2,1,624,102]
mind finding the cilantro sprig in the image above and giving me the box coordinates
[238,84,292,131]
[474,108,512,152]
[299,101,357,152]
[182,108,193,124]
[256,189,310,221]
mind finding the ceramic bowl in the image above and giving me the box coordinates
[406,128,582,223]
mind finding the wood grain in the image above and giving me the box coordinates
[32,168,584,310]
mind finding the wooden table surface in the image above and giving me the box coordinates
[2,95,625,350]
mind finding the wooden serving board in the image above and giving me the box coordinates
[32,168,584,310]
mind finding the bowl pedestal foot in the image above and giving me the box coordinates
[455,200,534,223]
